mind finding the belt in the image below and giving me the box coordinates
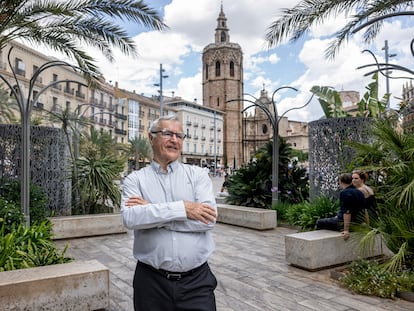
[138,261,207,281]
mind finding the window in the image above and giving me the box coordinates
[15,58,25,76]
[215,61,220,76]
[230,61,234,77]
[220,31,226,42]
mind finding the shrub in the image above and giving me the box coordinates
[286,196,338,230]
[0,219,72,272]
[0,178,50,224]
[0,197,24,234]
[339,260,414,299]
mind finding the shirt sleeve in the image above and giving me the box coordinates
[163,168,217,233]
[121,172,187,230]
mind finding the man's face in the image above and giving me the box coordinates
[150,120,184,165]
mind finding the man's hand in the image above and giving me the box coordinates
[125,196,149,207]
[184,201,217,224]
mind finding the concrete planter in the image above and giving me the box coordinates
[50,213,127,240]
[0,260,109,310]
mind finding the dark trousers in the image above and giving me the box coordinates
[316,216,343,231]
[133,261,217,311]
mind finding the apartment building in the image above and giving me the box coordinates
[0,40,123,141]
[165,98,224,168]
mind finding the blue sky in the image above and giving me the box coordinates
[33,0,414,122]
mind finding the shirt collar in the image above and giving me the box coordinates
[151,160,179,174]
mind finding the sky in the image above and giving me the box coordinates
[32,0,414,122]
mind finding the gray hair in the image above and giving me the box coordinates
[148,114,180,136]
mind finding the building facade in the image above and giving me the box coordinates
[165,98,224,168]
[202,5,244,170]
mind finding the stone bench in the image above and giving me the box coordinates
[50,213,127,239]
[217,203,277,230]
[0,260,109,310]
[285,229,385,271]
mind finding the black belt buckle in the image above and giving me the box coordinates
[166,272,182,280]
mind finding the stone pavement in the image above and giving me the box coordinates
[55,222,414,311]
[54,176,414,311]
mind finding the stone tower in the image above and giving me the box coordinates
[202,4,243,169]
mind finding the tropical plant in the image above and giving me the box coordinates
[129,136,152,170]
[0,219,72,272]
[0,0,167,80]
[311,73,389,118]
[0,178,50,225]
[226,138,309,208]
[286,195,339,231]
[75,128,124,214]
[349,117,414,272]
[265,0,414,58]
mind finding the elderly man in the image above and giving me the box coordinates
[121,114,218,311]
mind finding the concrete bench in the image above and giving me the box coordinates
[50,213,127,239]
[217,203,277,230]
[0,260,109,310]
[285,230,385,271]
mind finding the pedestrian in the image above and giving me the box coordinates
[316,173,366,240]
[121,114,218,311]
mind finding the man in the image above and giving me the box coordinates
[316,173,366,240]
[121,114,218,311]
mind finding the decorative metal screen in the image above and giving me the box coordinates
[0,124,71,215]
[308,117,373,199]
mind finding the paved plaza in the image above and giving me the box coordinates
[54,176,414,311]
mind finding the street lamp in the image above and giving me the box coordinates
[0,47,91,225]
[227,87,313,206]
[382,40,397,111]
[154,63,168,116]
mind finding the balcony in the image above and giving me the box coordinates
[115,128,127,135]
[201,137,206,141]
[194,135,199,140]
[209,126,214,130]
[193,122,198,127]
[115,113,127,120]
[201,124,206,129]
[186,120,192,126]
[75,90,86,99]
[64,88,74,95]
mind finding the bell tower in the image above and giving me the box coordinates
[202,4,243,169]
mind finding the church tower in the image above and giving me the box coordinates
[202,4,243,169]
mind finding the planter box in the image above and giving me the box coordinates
[285,230,385,271]
[0,260,109,310]
[217,203,277,230]
[50,213,127,239]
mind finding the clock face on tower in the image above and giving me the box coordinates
[262,124,268,134]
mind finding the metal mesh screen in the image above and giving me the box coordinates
[0,124,71,215]
[308,117,373,199]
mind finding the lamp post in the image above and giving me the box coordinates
[154,63,168,116]
[0,47,90,225]
[382,40,397,111]
[227,87,313,206]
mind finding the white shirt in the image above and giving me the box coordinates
[121,160,217,272]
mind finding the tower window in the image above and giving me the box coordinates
[205,64,208,79]
[215,61,220,76]
[220,31,226,42]
[230,61,234,77]
[216,97,220,107]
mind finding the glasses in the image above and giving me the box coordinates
[151,129,186,140]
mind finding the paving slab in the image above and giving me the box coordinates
[54,223,414,311]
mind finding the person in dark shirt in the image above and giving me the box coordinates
[316,173,366,240]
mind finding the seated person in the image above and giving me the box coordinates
[352,170,377,224]
[316,173,366,240]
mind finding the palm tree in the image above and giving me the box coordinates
[0,0,168,79]
[129,136,152,170]
[350,118,414,272]
[265,1,414,58]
